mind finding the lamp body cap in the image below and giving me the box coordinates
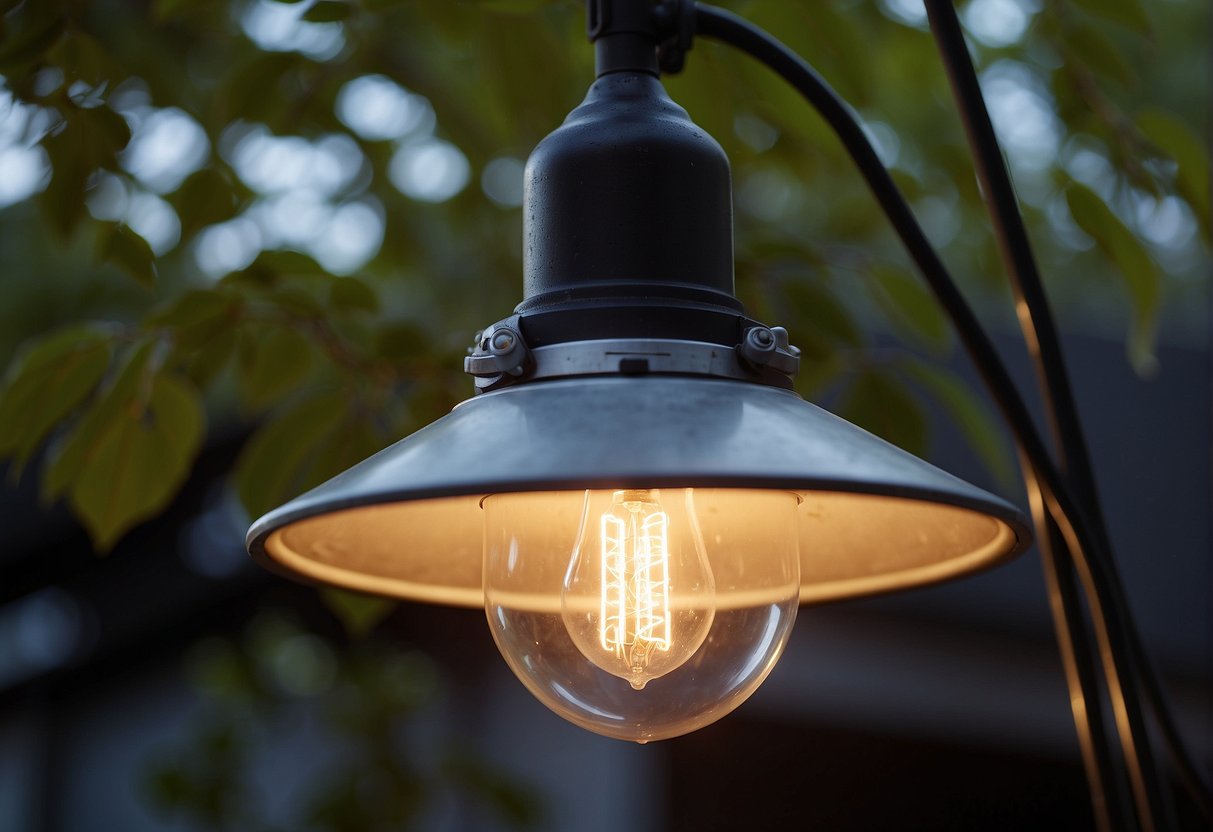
[522,72,735,308]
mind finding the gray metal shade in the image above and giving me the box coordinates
[247,376,1031,607]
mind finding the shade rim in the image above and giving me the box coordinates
[249,484,1029,607]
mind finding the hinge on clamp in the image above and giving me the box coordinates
[737,326,801,377]
[464,319,532,393]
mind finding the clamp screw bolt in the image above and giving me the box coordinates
[751,328,775,347]
[491,331,515,351]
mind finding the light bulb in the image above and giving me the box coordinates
[484,488,800,743]
[561,489,715,691]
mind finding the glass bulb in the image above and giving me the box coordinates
[484,488,800,743]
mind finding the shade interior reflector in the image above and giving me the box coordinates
[263,489,1016,607]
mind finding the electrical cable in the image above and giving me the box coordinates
[1026,467,1128,831]
[922,0,1166,826]
[923,1,1211,824]
[688,3,1211,827]
[689,7,1124,826]
[1033,493,1129,831]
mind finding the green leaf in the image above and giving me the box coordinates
[837,369,929,456]
[42,105,131,238]
[868,265,951,351]
[0,326,112,476]
[1064,22,1136,89]
[96,223,158,287]
[472,0,557,13]
[1135,108,1210,231]
[44,341,156,502]
[268,285,326,318]
[295,415,383,489]
[779,277,862,349]
[46,31,111,87]
[217,52,303,127]
[41,134,91,238]
[373,322,429,360]
[795,353,844,400]
[1064,182,1161,374]
[58,369,205,550]
[901,357,1016,491]
[75,105,132,167]
[0,12,65,71]
[235,391,349,518]
[1069,0,1151,33]
[237,327,314,410]
[148,289,242,384]
[329,276,379,314]
[320,588,395,638]
[302,1,352,22]
[172,169,239,241]
[182,327,237,388]
[221,251,329,297]
[153,0,215,20]
[147,289,241,350]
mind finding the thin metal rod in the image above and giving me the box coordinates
[923,2,1209,825]
[689,6,1190,827]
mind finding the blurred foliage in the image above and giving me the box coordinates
[142,611,542,830]
[0,0,1206,552]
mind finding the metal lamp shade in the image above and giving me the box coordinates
[247,376,1031,607]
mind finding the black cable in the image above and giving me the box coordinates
[688,4,1213,828]
[1034,502,1130,831]
[692,3,1055,488]
[923,1,1211,824]
[689,4,1125,826]
[919,5,1105,546]
[921,2,1170,827]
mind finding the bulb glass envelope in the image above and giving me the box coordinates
[246,375,1032,606]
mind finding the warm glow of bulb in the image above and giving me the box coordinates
[597,492,675,687]
[562,488,716,692]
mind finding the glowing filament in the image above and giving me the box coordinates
[599,493,671,687]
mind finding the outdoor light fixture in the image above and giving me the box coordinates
[248,1,1210,827]
[247,0,1031,744]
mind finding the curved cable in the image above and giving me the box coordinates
[922,1,1164,826]
[1029,481,1127,831]
[923,1,1209,823]
[690,5,1123,825]
[689,3,1210,827]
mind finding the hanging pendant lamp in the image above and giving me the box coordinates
[246,4,1031,743]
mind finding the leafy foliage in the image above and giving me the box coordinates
[142,611,542,829]
[0,0,1205,553]
[0,324,111,476]
[1064,180,1161,373]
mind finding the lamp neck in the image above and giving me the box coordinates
[589,0,662,76]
